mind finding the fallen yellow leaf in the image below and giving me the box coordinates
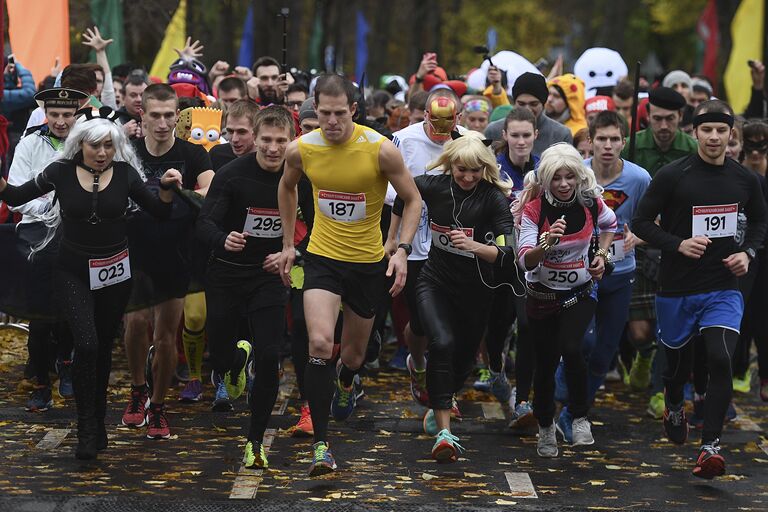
[421,473,438,480]
[494,499,518,505]
[463,472,484,478]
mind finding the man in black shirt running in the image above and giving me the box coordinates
[633,100,767,479]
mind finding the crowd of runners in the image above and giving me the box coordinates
[1,27,767,482]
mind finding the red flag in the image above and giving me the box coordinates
[697,0,719,90]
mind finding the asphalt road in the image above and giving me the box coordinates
[0,327,766,511]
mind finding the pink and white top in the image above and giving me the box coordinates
[518,197,617,290]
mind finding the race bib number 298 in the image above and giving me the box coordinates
[318,190,366,222]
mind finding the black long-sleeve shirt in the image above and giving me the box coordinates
[0,160,171,249]
[632,154,768,296]
[394,174,516,296]
[196,154,314,265]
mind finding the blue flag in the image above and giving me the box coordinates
[237,4,255,68]
[355,10,370,83]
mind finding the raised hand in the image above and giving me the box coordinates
[175,37,204,60]
[82,26,113,53]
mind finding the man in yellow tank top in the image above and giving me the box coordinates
[277,74,422,476]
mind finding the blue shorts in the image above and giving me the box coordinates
[655,290,743,349]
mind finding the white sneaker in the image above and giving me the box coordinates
[537,422,558,457]
[572,416,595,446]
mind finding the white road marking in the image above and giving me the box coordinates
[229,428,276,499]
[482,402,505,420]
[731,406,762,432]
[505,471,538,498]
[272,382,294,416]
[35,428,70,450]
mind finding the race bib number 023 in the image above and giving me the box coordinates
[430,222,475,258]
[318,190,366,222]
[244,207,283,238]
[692,203,738,238]
[540,259,590,290]
[89,249,131,290]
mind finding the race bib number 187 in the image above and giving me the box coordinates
[89,249,131,290]
[318,190,366,222]
[692,204,738,238]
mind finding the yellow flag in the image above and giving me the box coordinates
[724,0,765,113]
[149,0,187,79]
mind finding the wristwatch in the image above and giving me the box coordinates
[745,247,757,261]
[397,243,413,256]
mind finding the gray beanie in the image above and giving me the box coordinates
[662,70,692,89]
[298,98,317,123]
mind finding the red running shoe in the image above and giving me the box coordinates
[146,404,171,439]
[693,440,725,479]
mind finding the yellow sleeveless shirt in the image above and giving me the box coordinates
[298,123,387,263]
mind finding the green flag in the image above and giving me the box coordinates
[307,2,324,71]
[89,0,126,66]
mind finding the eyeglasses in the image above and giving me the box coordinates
[285,100,303,108]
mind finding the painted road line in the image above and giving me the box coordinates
[732,406,762,432]
[35,428,70,450]
[505,472,538,498]
[760,443,768,457]
[271,382,294,416]
[482,402,505,420]
[229,428,277,499]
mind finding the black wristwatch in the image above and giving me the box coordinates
[745,247,757,261]
[397,243,413,256]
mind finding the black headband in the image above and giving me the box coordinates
[693,111,734,128]
[76,106,120,123]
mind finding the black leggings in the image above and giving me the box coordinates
[417,278,491,410]
[57,270,131,432]
[27,320,73,386]
[737,252,768,378]
[664,327,738,444]
[529,298,595,426]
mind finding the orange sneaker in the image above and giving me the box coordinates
[292,404,314,438]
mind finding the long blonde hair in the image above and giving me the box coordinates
[512,142,602,222]
[426,132,513,197]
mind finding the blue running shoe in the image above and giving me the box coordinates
[556,406,574,444]
[423,408,438,436]
[489,369,512,405]
[211,372,233,412]
[509,401,537,430]
[331,378,356,421]
[473,368,491,392]
[56,359,73,399]
[26,386,53,412]
[724,401,737,422]
[388,345,408,371]
[431,429,465,463]
[554,361,569,404]
[308,441,337,476]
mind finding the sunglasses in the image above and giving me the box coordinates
[744,139,768,153]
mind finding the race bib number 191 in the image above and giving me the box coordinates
[318,190,366,222]
[89,249,131,290]
[692,204,738,238]
[244,207,283,238]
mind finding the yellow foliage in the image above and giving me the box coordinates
[645,0,708,34]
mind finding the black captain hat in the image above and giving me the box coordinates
[34,88,89,109]
[648,87,687,111]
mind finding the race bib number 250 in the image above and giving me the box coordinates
[318,190,366,222]
[89,249,131,290]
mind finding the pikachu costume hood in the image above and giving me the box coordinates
[547,73,587,136]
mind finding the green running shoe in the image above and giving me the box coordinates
[244,440,268,469]
[308,441,337,477]
[646,391,665,420]
[225,340,252,400]
[732,370,751,394]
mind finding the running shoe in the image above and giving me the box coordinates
[761,378,768,402]
[431,429,464,463]
[693,439,725,479]
[244,440,268,469]
[308,441,337,476]
[146,404,171,439]
[537,422,558,457]
[732,370,752,394]
[175,361,190,383]
[689,396,705,429]
[451,396,462,420]
[556,407,573,444]
[554,362,569,403]
[225,340,251,400]
[604,367,622,382]
[352,373,365,401]
[423,409,438,436]
[388,345,408,371]
[724,401,737,423]
[629,351,653,391]
[25,386,53,412]
[331,377,357,421]
[292,404,314,438]
[646,391,665,419]
[179,379,203,402]
[663,406,688,445]
[211,372,233,412]
[473,368,491,392]
[407,354,429,406]
[489,369,512,405]
[508,401,537,430]
[55,359,74,399]
[121,386,149,427]
[572,417,595,446]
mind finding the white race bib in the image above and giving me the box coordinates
[540,259,591,290]
[89,249,131,291]
[609,232,625,261]
[692,204,738,238]
[244,207,283,238]
[318,190,366,222]
[430,222,475,258]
